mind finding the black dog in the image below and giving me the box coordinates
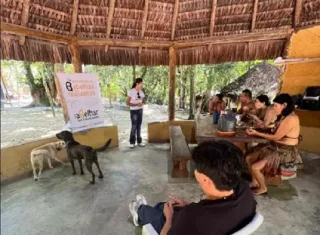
[56,130,111,184]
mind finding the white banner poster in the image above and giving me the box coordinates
[56,73,104,132]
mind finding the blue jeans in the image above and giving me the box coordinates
[138,203,166,233]
[130,109,143,144]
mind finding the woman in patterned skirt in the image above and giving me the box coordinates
[246,93,302,196]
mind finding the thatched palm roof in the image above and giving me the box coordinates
[1,0,320,65]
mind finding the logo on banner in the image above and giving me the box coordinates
[65,79,73,91]
[74,109,99,121]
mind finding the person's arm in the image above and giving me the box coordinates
[126,97,142,107]
[247,116,294,141]
[208,100,214,114]
[263,109,276,128]
[160,203,174,235]
[221,101,226,111]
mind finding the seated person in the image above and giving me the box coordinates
[249,95,277,129]
[246,94,302,196]
[209,94,226,115]
[129,141,257,235]
[237,89,255,119]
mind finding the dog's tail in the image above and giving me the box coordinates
[94,139,112,152]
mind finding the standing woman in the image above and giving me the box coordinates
[126,78,146,148]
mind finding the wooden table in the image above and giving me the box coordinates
[196,114,269,148]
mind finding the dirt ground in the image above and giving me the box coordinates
[1,99,189,148]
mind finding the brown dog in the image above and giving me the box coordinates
[30,141,66,181]
[56,130,111,184]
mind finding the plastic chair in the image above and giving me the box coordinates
[232,213,264,235]
[142,213,264,235]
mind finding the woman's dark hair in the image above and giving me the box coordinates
[273,93,295,117]
[192,140,244,191]
[216,94,223,101]
[131,78,143,89]
[256,94,271,106]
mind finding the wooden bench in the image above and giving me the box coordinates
[169,126,192,178]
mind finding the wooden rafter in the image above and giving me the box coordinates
[294,0,303,28]
[209,0,217,36]
[141,0,149,40]
[106,0,116,38]
[251,0,259,32]
[171,0,179,40]
[70,0,79,36]
[19,0,31,45]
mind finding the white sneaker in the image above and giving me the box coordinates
[129,201,139,226]
[129,144,135,148]
[136,194,147,206]
[138,143,145,147]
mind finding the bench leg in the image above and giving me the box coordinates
[172,159,189,178]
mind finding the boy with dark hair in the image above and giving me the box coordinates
[129,141,256,235]
[238,89,254,115]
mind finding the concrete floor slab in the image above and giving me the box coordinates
[1,144,320,235]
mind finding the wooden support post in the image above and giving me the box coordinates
[251,0,259,32]
[54,64,69,123]
[69,43,82,73]
[171,0,179,40]
[168,47,176,121]
[294,0,303,28]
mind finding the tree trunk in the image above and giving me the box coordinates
[179,68,187,109]
[132,65,136,83]
[23,62,49,107]
[41,69,56,117]
[188,66,195,120]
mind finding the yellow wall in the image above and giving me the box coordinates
[281,26,320,95]
[148,120,197,144]
[280,26,320,153]
[1,126,119,182]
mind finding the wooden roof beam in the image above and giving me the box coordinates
[251,0,258,32]
[106,0,116,38]
[1,23,72,44]
[294,0,303,28]
[70,0,79,36]
[77,38,171,48]
[1,23,293,50]
[209,0,217,36]
[171,0,179,40]
[19,0,31,45]
[174,29,293,48]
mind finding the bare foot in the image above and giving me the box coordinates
[253,188,268,196]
